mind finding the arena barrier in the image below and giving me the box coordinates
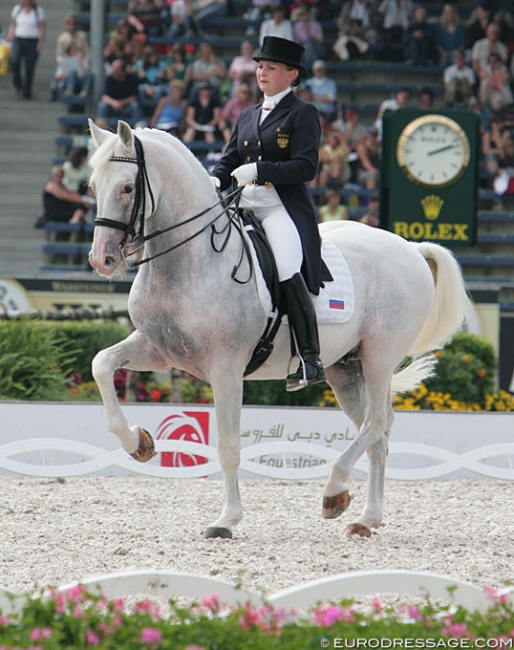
[1,569,512,617]
[1,402,513,480]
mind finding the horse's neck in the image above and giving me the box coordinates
[143,199,239,287]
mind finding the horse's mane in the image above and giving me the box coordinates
[89,127,209,182]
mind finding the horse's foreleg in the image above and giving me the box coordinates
[92,332,165,461]
[203,374,244,539]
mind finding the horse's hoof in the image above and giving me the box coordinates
[129,428,155,463]
[203,527,232,539]
[322,491,351,519]
[345,523,371,538]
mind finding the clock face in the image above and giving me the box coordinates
[396,114,471,188]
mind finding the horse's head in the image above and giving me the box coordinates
[88,119,152,277]
[88,118,224,278]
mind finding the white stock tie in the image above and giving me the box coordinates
[260,100,275,123]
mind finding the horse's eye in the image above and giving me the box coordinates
[123,183,134,194]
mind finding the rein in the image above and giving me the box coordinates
[94,135,246,272]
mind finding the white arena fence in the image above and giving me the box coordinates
[1,569,512,617]
[1,402,514,480]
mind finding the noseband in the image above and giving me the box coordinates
[94,135,155,249]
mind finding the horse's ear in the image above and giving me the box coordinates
[88,118,113,149]
[118,120,134,152]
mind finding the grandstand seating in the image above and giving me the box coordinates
[49,0,514,285]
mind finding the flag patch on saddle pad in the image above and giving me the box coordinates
[329,299,345,310]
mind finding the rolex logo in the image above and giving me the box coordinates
[421,195,444,221]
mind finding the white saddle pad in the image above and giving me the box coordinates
[313,238,354,324]
[249,231,354,325]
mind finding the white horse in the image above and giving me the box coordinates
[88,120,472,539]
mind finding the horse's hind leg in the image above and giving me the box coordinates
[322,357,366,520]
[323,354,394,537]
[203,372,245,539]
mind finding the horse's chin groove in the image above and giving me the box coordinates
[345,523,372,538]
[322,491,351,519]
[203,527,233,539]
[129,428,155,463]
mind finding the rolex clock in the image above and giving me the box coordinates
[380,108,480,246]
[396,114,470,188]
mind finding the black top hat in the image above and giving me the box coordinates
[253,37,307,76]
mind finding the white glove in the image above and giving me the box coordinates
[210,176,221,190]
[231,163,258,187]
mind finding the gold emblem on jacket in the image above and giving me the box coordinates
[277,133,289,149]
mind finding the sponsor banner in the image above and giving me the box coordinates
[0,402,513,480]
[0,277,131,313]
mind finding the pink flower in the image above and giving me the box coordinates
[30,628,52,641]
[443,623,468,638]
[86,629,100,645]
[397,604,423,622]
[312,604,354,627]
[68,585,86,602]
[112,598,125,613]
[141,627,163,645]
[485,585,508,603]
[240,603,262,631]
[200,594,222,614]
[371,599,383,613]
[134,599,161,621]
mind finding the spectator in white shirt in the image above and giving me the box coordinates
[259,5,294,45]
[6,0,45,99]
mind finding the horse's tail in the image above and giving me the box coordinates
[390,241,473,395]
[408,241,473,355]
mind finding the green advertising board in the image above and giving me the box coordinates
[380,108,480,246]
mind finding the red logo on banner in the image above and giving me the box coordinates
[155,411,210,467]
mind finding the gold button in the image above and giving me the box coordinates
[257,140,261,146]
[244,140,248,146]
[257,155,262,161]
[246,156,250,161]
[264,182,273,188]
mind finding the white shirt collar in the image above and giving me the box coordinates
[263,87,292,109]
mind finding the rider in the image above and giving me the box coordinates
[210,36,332,391]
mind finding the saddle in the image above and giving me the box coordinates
[237,208,284,377]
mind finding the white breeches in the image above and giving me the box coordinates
[240,185,303,282]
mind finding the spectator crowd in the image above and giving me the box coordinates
[8,0,512,241]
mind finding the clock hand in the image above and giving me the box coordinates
[427,144,456,156]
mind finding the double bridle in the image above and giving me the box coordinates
[94,135,244,270]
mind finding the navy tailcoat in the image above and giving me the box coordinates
[211,92,332,295]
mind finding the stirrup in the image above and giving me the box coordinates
[286,355,309,392]
[286,355,325,392]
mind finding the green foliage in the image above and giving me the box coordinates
[243,379,326,407]
[0,584,512,648]
[46,321,129,382]
[0,319,128,401]
[0,318,75,401]
[424,332,497,407]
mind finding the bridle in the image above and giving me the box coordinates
[94,136,155,252]
[94,135,244,270]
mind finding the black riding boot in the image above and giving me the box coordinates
[281,273,326,392]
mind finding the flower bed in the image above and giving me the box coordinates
[1,585,513,649]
